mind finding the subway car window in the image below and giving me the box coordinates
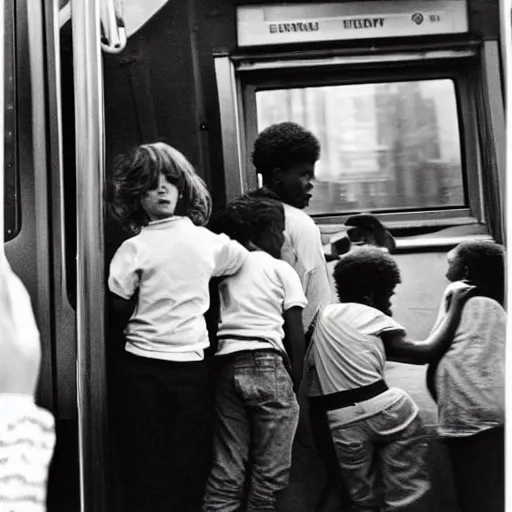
[3,0,19,242]
[256,79,464,216]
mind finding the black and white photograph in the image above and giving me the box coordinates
[0,0,509,511]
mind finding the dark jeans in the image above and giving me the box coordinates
[445,426,504,512]
[110,351,213,512]
[203,350,299,512]
[309,405,353,509]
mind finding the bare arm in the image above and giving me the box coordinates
[283,306,306,392]
[382,285,476,365]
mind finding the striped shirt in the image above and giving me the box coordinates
[435,295,506,437]
[0,395,55,512]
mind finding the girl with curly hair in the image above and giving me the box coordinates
[308,247,475,512]
[107,142,248,512]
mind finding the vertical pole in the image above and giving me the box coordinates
[0,0,5,248]
[71,0,108,510]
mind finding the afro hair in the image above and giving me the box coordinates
[453,240,505,304]
[251,122,320,180]
[333,246,401,305]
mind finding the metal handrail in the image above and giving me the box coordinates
[1,0,5,246]
[71,0,108,510]
[100,0,127,54]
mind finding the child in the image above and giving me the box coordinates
[251,122,339,508]
[309,246,475,511]
[251,122,333,331]
[427,240,505,512]
[203,194,307,512]
[107,142,248,512]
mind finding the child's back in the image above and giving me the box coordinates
[309,248,430,511]
[110,216,245,359]
[204,194,307,512]
[427,241,506,512]
[217,250,306,357]
[436,294,505,435]
[107,143,248,512]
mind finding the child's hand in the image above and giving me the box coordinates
[0,257,41,396]
[446,284,477,311]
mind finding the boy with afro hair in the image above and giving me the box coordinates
[309,246,475,512]
[251,121,334,332]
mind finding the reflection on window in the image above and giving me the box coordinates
[256,80,464,216]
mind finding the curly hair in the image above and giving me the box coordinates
[333,246,401,305]
[251,122,320,180]
[454,240,505,305]
[108,142,211,232]
[212,193,284,250]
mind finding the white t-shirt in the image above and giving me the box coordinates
[108,216,248,361]
[281,203,334,330]
[216,251,307,356]
[435,295,506,437]
[313,302,419,427]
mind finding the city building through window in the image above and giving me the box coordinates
[256,79,464,217]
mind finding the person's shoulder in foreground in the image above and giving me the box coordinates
[0,257,56,512]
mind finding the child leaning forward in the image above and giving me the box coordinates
[309,246,475,512]
[203,194,307,512]
[107,143,248,512]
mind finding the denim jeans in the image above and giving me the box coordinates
[328,397,430,512]
[203,350,300,512]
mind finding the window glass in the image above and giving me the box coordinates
[256,79,464,216]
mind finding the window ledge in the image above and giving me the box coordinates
[321,222,492,254]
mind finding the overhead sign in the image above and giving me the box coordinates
[237,1,468,47]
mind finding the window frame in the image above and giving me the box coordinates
[3,0,20,242]
[239,53,483,228]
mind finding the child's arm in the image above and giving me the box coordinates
[212,234,248,277]
[108,240,141,330]
[283,306,305,393]
[382,285,476,365]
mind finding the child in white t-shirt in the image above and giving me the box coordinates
[310,246,474,511]
[203,194,307,512]
[250,122,333,331]
[107,143,248,512]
